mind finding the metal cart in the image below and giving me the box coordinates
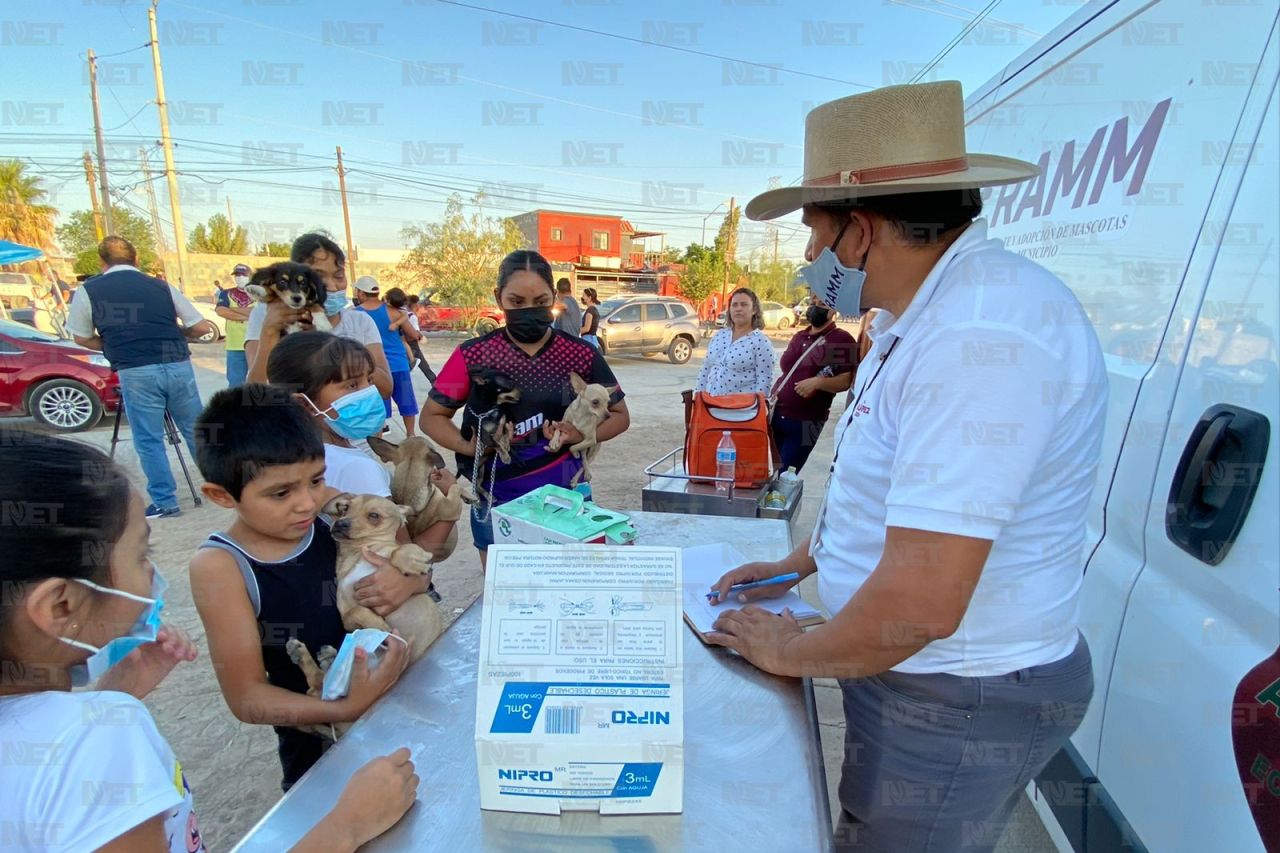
[641,447,803,528]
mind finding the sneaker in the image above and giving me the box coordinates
[144,503,182,519]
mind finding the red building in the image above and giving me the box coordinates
[510,209,681,298]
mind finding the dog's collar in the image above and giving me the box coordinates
[468,405,500,420]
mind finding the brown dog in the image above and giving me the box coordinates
[366,435,470,561]
[285,494,443,730]
[547,372,615,487]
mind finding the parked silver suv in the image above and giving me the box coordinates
[596,295,701,364]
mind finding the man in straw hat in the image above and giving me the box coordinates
[707,81,1107,851]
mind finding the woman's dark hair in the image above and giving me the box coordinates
[496,250,554,292]
[265,331,376,400]
[582,287,598,304]
[0,428,132,602]
[817,188,983,246]
[290,231,346,265]
[728,287,764,331]
[384,287,407,309]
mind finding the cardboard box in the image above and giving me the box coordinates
[475,544,683,815]
[491,485,637,547]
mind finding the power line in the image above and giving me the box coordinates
[912,0,1004,82]
[436,0,876,89]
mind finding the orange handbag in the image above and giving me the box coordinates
[682,391,773,489]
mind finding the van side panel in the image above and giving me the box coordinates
[1099,45,1279,851]
[967,0,1277,786]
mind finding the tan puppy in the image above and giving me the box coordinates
[547,372,615,487]
[286,493,444,713]
[366,435,470,562]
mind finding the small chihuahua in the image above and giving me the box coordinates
[245,262,325,335]
[467,366,521,465]
[286,493,444,738]
[547,372,615,487]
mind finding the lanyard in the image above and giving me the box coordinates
[810,335,900,555]
[829,336,900,470]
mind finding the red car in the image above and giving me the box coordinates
[0,319,121,432]
[415,294,505,335]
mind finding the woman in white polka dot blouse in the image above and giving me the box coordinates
[694,287,775,396]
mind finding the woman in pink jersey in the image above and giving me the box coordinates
[421,251,631,568]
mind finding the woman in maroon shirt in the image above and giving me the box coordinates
[770,303,860,472]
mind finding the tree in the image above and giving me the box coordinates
[0,159,58,251]
[258,241,291,257]
[188,213,249,254]
[56,208,158,276]
[678,251,722,306]
[390,194,526,306]
[747,254,799,303]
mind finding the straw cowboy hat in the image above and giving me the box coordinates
[745,80,1039,221]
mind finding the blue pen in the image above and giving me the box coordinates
[706,572,801,601]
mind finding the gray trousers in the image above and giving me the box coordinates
[834,635,1093,852]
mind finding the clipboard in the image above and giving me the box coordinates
[681,543,827,644]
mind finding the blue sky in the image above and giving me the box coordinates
[1,0,1084,262]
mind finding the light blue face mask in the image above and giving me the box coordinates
[321,629,408,700]
[61,567,167,687]
[305,383,386,441]
[797,219,867,317]
[323,288,350,317]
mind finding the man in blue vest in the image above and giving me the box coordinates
[67,237,217,518]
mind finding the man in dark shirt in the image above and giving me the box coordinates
[67,236,217,518]
[770,303,858,472]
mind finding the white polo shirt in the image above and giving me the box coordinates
[811,219,1107,677]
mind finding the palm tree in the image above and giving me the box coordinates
[0,159,58,251]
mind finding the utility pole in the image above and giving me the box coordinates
[87,49,114,235]
[82,153,105,241]
[765,175,781,265]
[225,195,234,229]
[720,196,736,306]
[138,148,167,252]
[335,145,356,282]
[148,1,188,291]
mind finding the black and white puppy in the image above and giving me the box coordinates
[245,262,326,335]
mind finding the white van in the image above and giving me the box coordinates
[966,1,1278,849]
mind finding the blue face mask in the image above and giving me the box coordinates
[61,567,167,687]
[306,384,385,441]
[323,289,350,317]
[797,219,867,317]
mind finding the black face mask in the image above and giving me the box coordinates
[505,305,554,343]
[806,305,832,327]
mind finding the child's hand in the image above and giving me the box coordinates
[94,624,198,700]
[332,748,419,846]
[429,467,457,491]
[340,637,410,720]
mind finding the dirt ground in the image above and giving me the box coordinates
[49,328,1051,852]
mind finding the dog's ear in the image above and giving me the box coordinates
[569,372,587,395]
[425,447,446,469]
[395,504,415,523]
[246,267,274,302]
[605,384,619,397]
[305,267,326,306]
[366,434,401,464]
[321,493,354,518]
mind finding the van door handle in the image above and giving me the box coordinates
[1165,404,1271,565]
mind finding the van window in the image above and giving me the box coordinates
[643,304,670,321]
[668,304,689,318]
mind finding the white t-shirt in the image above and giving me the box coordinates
[0,690,205,853]
[244,302,381,348]
[694,328,775,396]
[325,443,391,496]
[810,218,1107,677]
[64,265,206,339]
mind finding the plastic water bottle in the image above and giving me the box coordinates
[715,431,736,495]
[778,467,800,499]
